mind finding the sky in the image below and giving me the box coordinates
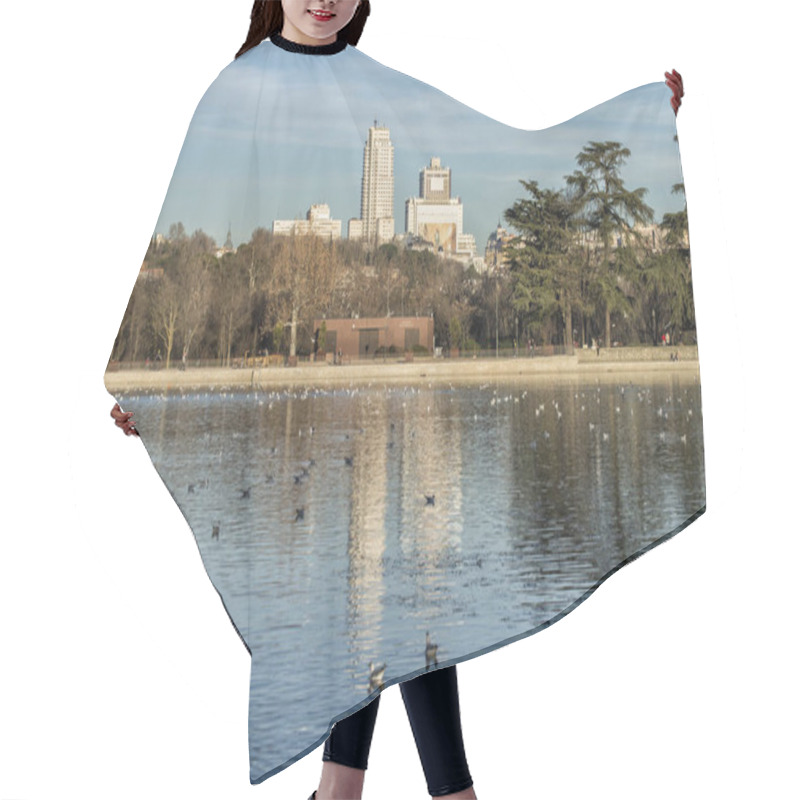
[154,40,685,249]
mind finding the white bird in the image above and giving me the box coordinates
[425,632,439,669]
[368,661,386,692]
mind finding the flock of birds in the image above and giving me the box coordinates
[138,381,701,702]
[196,439,438,539]
[367,631,440,692]
[155,380,699,543]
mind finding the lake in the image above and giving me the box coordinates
[118,370,705,781]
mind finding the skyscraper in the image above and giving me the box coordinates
[419,156,451,202]
[351,124,395,243]
[405,156,478,264]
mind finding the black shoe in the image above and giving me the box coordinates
[307,792,316,800]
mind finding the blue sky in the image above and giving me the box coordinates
[155,40,685,249]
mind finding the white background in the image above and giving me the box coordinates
[1,1,796,798]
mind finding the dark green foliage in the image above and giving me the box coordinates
[501,141,694,350]
[109,140,695,367]
[504,180,577,347]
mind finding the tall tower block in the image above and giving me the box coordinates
[360,125,395,243]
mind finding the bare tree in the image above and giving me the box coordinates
[177,231,215,362]
[269,233,344,358]
[150,274,180,369]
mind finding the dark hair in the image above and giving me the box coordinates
[236,0,371,59]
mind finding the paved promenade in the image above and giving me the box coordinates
[104,348,700,392]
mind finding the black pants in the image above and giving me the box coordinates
[323,665,473,797]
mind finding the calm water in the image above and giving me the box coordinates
[119,372,705,781]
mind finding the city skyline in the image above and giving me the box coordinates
[152,43,684,252]
[273,130,481,266]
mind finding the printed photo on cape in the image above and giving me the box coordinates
[105,12,703,784]
[6,2,795,800]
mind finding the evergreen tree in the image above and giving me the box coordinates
[565,141,653,347]
[504,180,577,348]
[639,180,694,344]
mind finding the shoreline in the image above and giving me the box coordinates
[104,354,701,393]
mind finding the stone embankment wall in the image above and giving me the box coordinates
[575,345,698,363]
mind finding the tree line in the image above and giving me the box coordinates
[108,140,695,369]
[504,139,694,352]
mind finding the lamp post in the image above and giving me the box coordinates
[495,276,499,358]
[652,307,656,346]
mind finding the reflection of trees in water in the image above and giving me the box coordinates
[126,375,704,732]
[505,377,704,596]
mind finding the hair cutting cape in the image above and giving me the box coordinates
[105,33,705,784]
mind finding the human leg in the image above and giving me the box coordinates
[400,665,476,798]
[313,762,365,800]
[315,694,381,800]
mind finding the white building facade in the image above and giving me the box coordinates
[350,125,395,244]
[405,157,479,264]
[273,204,342,239]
